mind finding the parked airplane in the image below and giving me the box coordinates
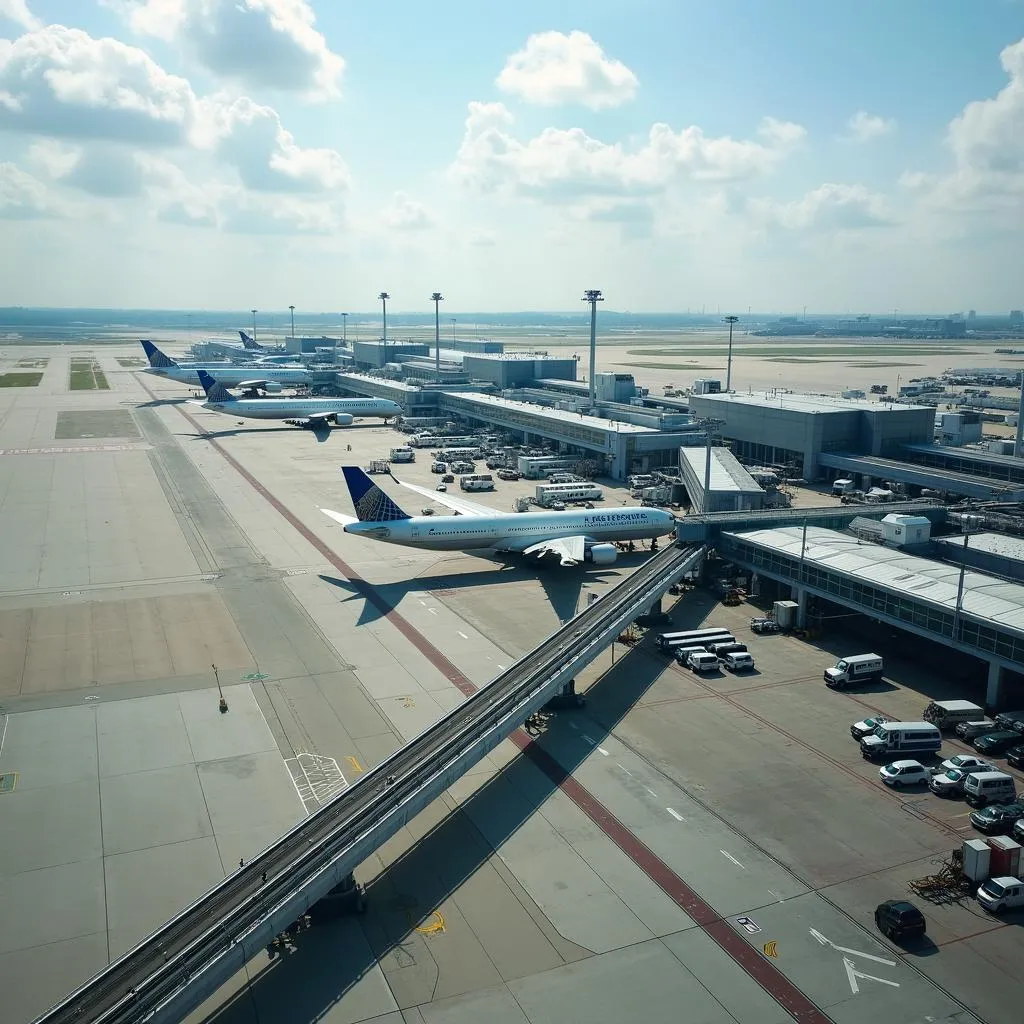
[195,371,402,432]
[140,340,309,391]
[321,467,675,566]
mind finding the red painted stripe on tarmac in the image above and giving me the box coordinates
[153,382,832,1024]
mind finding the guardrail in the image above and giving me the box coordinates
[34,542,704,1024]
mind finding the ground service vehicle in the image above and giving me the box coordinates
[879,760,930,787]
[709,642,747,658]
[874,900,926,940]
[673,645,709,665]
[964,771,1016,807]
[832,478,857,496]
[687,651,719,673]
[825,654,883,689]
[535,482,604,507]
[750,618,781,634]
[974,731,1024,755]
[976,877,1024,914]
[656,627,731,651]
[924,700,985,730]
[861,721,941,761]
[721,651,755,672]
[389,447,415,463]
[930,767,988,797]
[851,715,890,740]
[459,474,495,491]
[957,719,998,740]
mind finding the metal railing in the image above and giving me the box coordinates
[35,542,703,1024]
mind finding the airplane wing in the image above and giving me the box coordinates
[392,478,492,517]
[236,379,271,391]
[320,507,358,526]
[519,535,586,566]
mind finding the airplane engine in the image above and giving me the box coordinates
[333,413,354,426]
[587,543,618,566]
[261,381,283,393]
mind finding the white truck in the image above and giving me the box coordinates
[832,478,856,496]
[923,699,985,730]
[825,653,883,689]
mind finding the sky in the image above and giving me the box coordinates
[0,1,1022,314]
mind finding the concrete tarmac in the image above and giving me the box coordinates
[0,345,1014,1024]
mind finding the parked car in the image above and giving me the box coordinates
[721,651,755,672]
[974,731,1023,755]
[929,766,992,797]
[976,877,1024,914]
[496,468,520,480]
[994,710,1024,733]
[851,715,890,741]
[874,900,926,940]
[442,474,455,483]
[956,719,997,740]
[970,802,1024,835]
[879,760,931,788]
[436,483,447,492]
[1006,743,1024,770]
[942,754,993,773]
[1013,817,1024,844]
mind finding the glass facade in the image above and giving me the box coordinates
[722,537,1024,668]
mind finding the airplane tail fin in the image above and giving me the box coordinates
[140,339,177,368]
[197,369,235,402]
[341,467,411,522]
[239,330,263,350]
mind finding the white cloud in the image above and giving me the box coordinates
[0,26,197,145]
[208,96,349,193]
[27,139,79,178]
[845,110,896,142]
[0,0,40,31]
[105,0,344,101]
[750,183,891,232]
[381,190,435,230]
[219,191,340,234]
[450,102,804,200]
[0,161,67,218]
[497,30,638,110]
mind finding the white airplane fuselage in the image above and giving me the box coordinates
[344,507,675,552]
[202,397,402,420]
[146,365,310,387]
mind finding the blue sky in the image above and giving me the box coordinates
[1,0,1022,312]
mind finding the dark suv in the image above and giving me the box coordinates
[1006,743,1024,770]
[874,900,926,941]
[974,731,1023,755]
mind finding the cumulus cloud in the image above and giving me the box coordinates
[219,191,339,234]
[450,101,804,200]
[497,30,638,110]
[0,0,40,31]
[381,190,434,230]
[845,110,896,142]
[750,183,891,232]
[0,161,67,218]
[0,26,197,145]
[104,0,344,101]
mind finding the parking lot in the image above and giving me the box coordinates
[566,587,1024,1022]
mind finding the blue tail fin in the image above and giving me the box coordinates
[342,467,411,522]
[140,339,177,368]
[197,370,235,402]
[239,330,262,350]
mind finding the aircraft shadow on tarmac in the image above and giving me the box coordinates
[197,600,686,1024]
[185,425,334,443]
[318,553,645,625]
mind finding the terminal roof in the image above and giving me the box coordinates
[693,391,924,413]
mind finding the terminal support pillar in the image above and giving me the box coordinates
[986,661,1006,712]
[546,679,585,710]
[792,586,808,628]
[313,872,366,918]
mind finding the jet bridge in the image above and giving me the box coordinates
[34,542,705,1024]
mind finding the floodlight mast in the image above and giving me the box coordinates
[289,304,296,341]
[723,316,739,391]
[583,289,603,409]
[431,293,443,375]
[378,292,390,367]
[250,308,257,346]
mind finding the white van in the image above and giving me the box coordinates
[687,651,719,673]
[964,771,1016,808]
[825,654,883,689]
[923,699,985,730]
[721,651,755,673]
[860,721,941,761]
[976,877,1024,914]
[832,478,856,495]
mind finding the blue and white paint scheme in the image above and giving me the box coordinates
[321,467,675,566]
[195,371,402,431]
[140,340,309,391]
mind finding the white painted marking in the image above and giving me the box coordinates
[597,746,609,756]
[809,929,896,966]
[767,888,785,903]
[666,807,685,821]
[616,762,633,776]
[581,735,596,746]
[0,714,7,757]
[418,599,426,606]
[645,786,658,797]
[497,665,506,670]
[844,957,900,994]
[720,850,745,869]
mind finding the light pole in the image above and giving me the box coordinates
[723,315,739,391]
[450,318,457,345]
[341,312,348,344]
[378,291,390,368]
[953,517,977,642]
[289,304,295,341]
[431,292,443,375]
[250,308,257,346]
[583,290,603,408]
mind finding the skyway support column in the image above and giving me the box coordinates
[986,661,1006,712]
[312,872,366,918]
[546,679,585,709]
